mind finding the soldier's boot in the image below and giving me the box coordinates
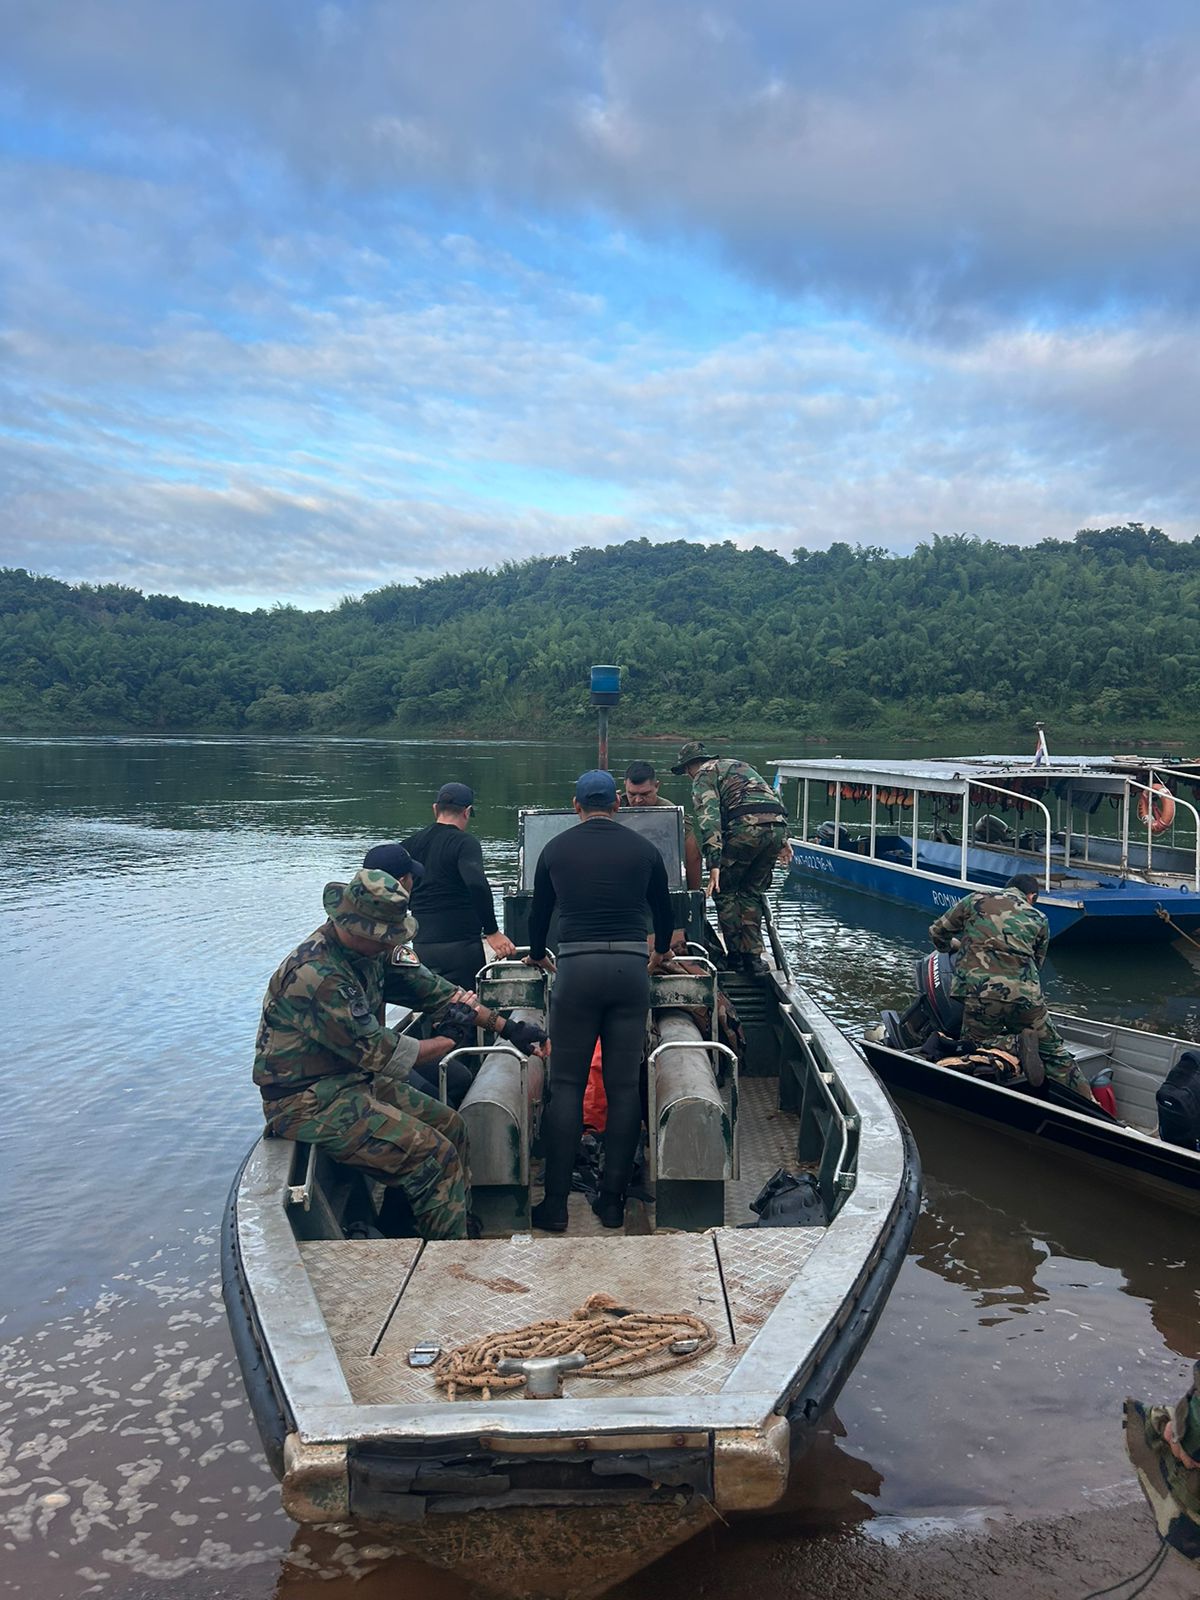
[743,952,771,977]
[1016,1029,1046,1088]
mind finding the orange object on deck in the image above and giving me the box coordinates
[582,1041,607,1132]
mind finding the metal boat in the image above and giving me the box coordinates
[862,956,1200,1214]
[223,802,920,1599]
[773,754,1200,945]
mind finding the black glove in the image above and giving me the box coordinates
[439,1000,477,1046]
[502,1017,548,1054]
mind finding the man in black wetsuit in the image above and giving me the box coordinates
[400,782,516,990]
[525,769,675,1233]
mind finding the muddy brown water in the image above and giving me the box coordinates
[1,736,1196,1600]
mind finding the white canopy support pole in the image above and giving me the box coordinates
[968,781,1054,891]
[833,779,841,844]
[1126,777,1200,890]
[911,789,919,869]
[1063,785,1072,870]
[869,785,878,859]
[802,777,809,842]
[959,783,968,882]
[1120,780,1131,875]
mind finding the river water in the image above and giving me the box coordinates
[1,736,1197,1600]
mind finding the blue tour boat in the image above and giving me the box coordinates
[771,754,1200,945]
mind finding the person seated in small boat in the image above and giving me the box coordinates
[253,868,547,1240]
[525,769,676,1233]
[927,873,1098,1104]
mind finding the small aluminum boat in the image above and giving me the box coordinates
[224,805,919,1598]
[863,955,1200,1215]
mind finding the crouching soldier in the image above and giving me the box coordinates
[253,869,522,1239]
[928,874,1096,1103]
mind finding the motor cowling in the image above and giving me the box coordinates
[914,951,963,1037]
[879,951,962,1050]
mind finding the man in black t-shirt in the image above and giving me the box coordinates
[400,782,516,991]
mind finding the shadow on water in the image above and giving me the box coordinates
[2,738,1198,1600]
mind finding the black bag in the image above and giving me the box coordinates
[1156,1051,1200,1151]
[739,1167,828,1228]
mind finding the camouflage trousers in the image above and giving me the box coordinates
[263,1068,470,1239]
[716,820,788,957]
[958,980,1085,1093]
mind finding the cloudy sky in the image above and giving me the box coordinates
[2,1,1199,608]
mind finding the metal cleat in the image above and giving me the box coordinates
[496,1351,587,1399]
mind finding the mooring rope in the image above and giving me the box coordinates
[432,1292,716,1401]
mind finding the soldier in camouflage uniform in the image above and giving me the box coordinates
[1126,1361,1200,1568]
[671,741,788,974]
[255,870,489,1239]
[928,874,1096,1102]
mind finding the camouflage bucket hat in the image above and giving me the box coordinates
[671,740,710,775]
[323,869,419,948]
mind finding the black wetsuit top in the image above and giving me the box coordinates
[528,817,673,958]
[402,821,499,942]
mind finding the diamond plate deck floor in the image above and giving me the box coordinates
[724,1075,804,1225]
[350,1232,734,1404]
[299,1239,423,1356]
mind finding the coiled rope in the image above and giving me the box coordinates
[432,1292,716,1401]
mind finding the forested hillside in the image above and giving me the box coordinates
[3,526,1199,739]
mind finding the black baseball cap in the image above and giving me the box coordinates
[435,782,475,808]
[362,842,425,881]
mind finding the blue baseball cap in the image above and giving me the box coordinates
[436,782,474,808]
[362,842,424,881]
[575,769,618,808]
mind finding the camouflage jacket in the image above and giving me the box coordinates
[690,758,787,869]
[253,921,458,1093]
[1176,1379,1200,1461]
[929,889,1049,995]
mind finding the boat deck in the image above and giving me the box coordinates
[298,1079,826,1406]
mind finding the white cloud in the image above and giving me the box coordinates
[2,2,1199,604]
[5,1,1199,313]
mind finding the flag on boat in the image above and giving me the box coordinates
[1033,726,1050,767]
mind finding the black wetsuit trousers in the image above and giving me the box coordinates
[415,937,486,993]
[540,950,651,1202]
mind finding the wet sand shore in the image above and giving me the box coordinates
[85,1500,1196,1600]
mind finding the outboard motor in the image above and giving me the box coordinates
[879,952,963,1050]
